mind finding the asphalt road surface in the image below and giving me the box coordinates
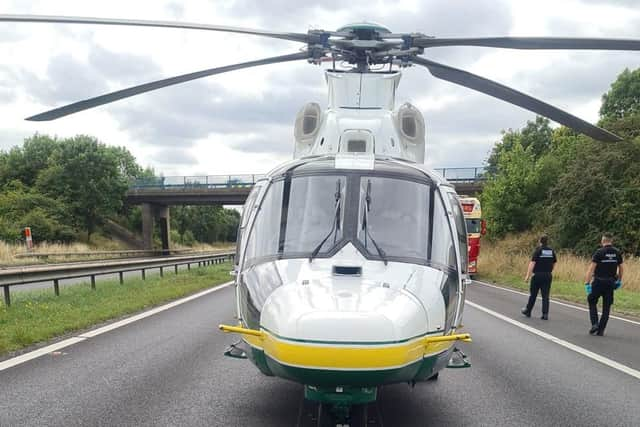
[1,280,639,426]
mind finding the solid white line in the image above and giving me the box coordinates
[467,300,640,380]
[0,337,86,372]
[473,280,640,326]
[0,281,234,372]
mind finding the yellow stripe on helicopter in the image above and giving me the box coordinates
[219,324,471,370]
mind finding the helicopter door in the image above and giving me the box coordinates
[446,191,470,329]
[432,191,459,332]
[235,181,264,268]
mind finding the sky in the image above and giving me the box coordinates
[1,0,639,176]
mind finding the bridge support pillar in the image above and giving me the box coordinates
[157,205,170,255]
[141,203,171,253]
[141,203,154,251]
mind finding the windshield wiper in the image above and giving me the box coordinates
[309,180,342,262]
[362,180,388,265]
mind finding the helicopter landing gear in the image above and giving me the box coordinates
[303,385,378,426]
[447,347,471,369]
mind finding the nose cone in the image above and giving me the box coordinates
[260,280,430,343]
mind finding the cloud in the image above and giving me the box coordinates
[514,52,640,105]
[109,65,324,149]
[151,148,198,165]
[3,43,163,113]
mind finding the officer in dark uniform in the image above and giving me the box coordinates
[521,235,557,320]
[584,233,624,336]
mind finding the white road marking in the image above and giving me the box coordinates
[473,280,640,326]
[0,281,234,372]
[0,338,86,372]
[467,300,640,380]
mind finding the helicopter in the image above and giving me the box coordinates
[2,14,640,425]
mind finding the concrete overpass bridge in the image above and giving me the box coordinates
[125,167,486,250]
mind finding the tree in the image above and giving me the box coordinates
[547,139,640,255]
[36,136,129,240]
[600,68,640,121]
[485,116,553,175]
[0,180,74,242]
[482,142,539,236]
[0,134,60,187]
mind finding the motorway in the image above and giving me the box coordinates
[1,281,639,426]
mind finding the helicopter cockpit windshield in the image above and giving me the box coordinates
[243,159,463,272]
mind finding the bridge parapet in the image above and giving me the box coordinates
[129,167,486,192]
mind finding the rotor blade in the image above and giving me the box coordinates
[414,36,640,51]
[0,14,311,43]
[26,52,310,121]
[412,56,622,142]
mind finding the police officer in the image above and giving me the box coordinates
[584,233,624,336]
[522,235,557,320]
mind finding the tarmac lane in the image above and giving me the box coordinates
[1,281,638,426]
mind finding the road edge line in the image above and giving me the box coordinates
[0,281,234,372]
[466,299,640,380]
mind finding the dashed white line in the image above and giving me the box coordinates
[0,281,234,372]
[467,300,640,380]
[473,280,640,326]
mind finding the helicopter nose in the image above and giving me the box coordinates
[260,281,431,343]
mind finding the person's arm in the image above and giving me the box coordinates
[525,261,535,281]
[618,263,624,281]
[584,262,596,283]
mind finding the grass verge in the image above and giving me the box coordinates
[0,262,232,356]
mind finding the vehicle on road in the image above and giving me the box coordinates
[459,196,486,276]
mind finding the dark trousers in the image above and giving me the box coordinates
[525,273,552,315]
[588,278,615,332]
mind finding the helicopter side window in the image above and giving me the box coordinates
[283,175,346,255]
[245,180,284,263]
[447,193,469,274]
[357,177,430,261]
[235,183,262,266]
[431,193,457,270]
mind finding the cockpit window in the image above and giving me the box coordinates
[357,177,430,260]
[244,176,346,264]
[283,176,346,255]
[242,167,460,269]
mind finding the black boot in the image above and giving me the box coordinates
[589,325,599,335]
[541,314,548,320]
[521,307,531,318]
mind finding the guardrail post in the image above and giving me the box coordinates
[54,279,60,296]
[174,264,178,274]
[142,269,146,280]
[160,267,164,277]
[91,275,96,290]
[3,285,10,307]
[187,263,191,271]
[119,272,124,284]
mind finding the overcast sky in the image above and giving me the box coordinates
[1,0,639,176]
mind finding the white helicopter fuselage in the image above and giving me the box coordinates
[227,69,470,397]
